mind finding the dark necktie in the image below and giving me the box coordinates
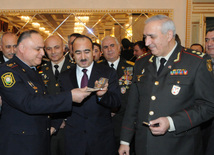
[81,69,88,88]
[54,65,60,80]
[110,63,114,69]
[157,58,166,75]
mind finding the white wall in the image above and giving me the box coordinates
[0,0,187,44]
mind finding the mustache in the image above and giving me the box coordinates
[80,59,87,62]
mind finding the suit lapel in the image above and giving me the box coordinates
[88,63,99,88]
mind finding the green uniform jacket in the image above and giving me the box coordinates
[121,44,214,155]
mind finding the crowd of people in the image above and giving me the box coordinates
[0,14,214,155]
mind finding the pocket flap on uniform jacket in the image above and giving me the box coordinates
[167,77,191,85]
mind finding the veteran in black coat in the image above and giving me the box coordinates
[119,15,214,155]
[98,57,134,148]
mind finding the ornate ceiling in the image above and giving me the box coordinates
[0,10,170,43]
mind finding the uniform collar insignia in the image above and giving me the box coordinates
[149,55,154,63]
[174,52,181,62]
[207,59,213,72]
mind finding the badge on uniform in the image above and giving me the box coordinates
[171,85,181,95]
[207,59,213,72]
[119,67,133,87]
[137,69,145,81]
[121,86,126,94]
[27,81,38,90]
[1,72,16,88]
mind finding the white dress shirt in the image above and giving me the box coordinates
[76,62,94,88]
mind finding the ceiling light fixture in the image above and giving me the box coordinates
[39,27,45,31]
[32,22,40,29]
[21,16,30,22]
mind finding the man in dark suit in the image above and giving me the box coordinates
[98,36,134,153]
[59,35,121,155]
[0,30,91,155]
[119,15,214,155]
[0,32,18,64]
[203,27,214,155]
[65,33,81,63]
[40,35,75,155]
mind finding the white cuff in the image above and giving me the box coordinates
[167,116,176,132]
[120,141,130,145]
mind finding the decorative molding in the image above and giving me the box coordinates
[192,2,214,14]
[0,8,173,16]
[186,0,192,48]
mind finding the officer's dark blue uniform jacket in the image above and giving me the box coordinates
[0,56,72,155]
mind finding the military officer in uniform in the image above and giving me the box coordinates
[40,35,75,155]
[0,30,91,155]
[98,36,135,154]
[119,15,214,155]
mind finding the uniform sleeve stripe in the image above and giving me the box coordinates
[184,109,193,127]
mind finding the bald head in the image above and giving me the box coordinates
[0,32,18,59]
[45,35,65,64]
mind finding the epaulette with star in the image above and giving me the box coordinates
[97,60,104,64]
[136,52,151,61]
[42,57,50,62]
[41,63,48,67]
[126,60,135,66]
[184,48,205,58]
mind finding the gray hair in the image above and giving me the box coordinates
[145,15,176,37]
[101,36,120,49]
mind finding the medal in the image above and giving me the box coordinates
[121,87,126,94]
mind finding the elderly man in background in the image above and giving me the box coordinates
[99,36,135,154]
[0,32,18,63]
